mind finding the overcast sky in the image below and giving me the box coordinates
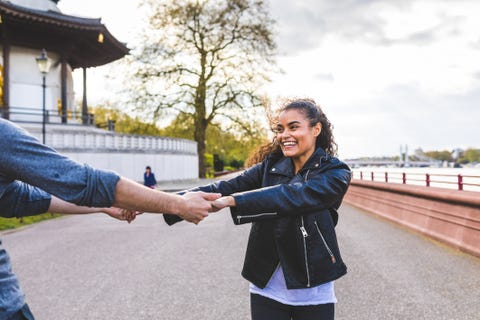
[58,0,480,159]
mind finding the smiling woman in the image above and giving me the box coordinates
[164,98,351,320]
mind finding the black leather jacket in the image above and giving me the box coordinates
[165,147,351,289]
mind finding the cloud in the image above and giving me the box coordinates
[270,0,472,55]
[270,0,412,54]
[333,83,480,158]
[314,73,334,82]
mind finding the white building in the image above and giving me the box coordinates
[0,0,199,181]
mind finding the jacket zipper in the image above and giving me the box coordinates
[300,216,310,287]
[236,212,277,224]
[300,169,311,287]
[314,221,336,263]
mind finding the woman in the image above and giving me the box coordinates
[143,166,157,189]
[166,98,351,320]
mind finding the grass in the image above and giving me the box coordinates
[0,213,63,231]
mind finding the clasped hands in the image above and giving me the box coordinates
[176,192,236,224]
[104,192,235,225]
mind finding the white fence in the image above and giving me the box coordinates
[47,130,197,155]
[19,123,199,182]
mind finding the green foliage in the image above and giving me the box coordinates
[458,148,480,164]
[0,213,62,231]
[421,148,480,164]
[91,105,162,136]
[424,150,453,162]
[159,113,269,169]
[204,153,214,177]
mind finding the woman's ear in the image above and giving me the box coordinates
[313,123,322,137]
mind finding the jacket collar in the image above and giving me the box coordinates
[268,148,328,177]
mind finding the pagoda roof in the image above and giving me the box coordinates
[0,1,129,68]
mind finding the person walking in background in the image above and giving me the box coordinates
[0,118,220,320]
[164,98,351,320]
[144,166,157,189]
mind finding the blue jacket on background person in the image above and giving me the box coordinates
[143,166,157,189]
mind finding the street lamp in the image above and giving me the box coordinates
[35,48,51,144]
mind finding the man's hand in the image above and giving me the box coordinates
[103,207,141,223]
[178,192,221,224]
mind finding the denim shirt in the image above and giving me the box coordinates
[0,119,120,317]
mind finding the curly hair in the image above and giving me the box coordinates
[245,98,337,167]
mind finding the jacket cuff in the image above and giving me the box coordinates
[163,214,183,226]
[229,194,278,225]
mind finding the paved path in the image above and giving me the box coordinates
[3,194,479,319]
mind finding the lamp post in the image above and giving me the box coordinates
[35,48,51,144]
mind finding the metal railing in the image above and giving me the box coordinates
[352,170,480,191]
[1,106,95,126]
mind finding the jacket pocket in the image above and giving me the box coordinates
[314,221,336,264]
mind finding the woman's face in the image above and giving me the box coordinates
[275,109,321,166]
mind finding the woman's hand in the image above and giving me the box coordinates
[211,196,236,211]
[103,207,142,223]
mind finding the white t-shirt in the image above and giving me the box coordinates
[249,265,337,306]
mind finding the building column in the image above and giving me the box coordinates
[82,67,88,124]
[60,58,67,123]
[1,22,10,119]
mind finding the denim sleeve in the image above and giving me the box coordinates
[0,119,120,208]
[0,180,51,218]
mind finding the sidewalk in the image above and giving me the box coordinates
[155,178,217,192]
[155,172,242,192]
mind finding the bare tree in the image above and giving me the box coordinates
[130,0,276,177]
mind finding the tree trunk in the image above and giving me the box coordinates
[195,119,207,178]
[194,51,208,178]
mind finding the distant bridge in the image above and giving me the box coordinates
[344,159,441,167]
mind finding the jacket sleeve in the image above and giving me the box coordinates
[163,163,264,225]
[0,119,120,208]
[230,163,351,225]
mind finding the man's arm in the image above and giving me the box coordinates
[113,177,220,224]
[0,180,136,222]
[48,196,138,223]
[0,119,219,224]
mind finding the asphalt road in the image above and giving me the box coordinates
[3,203,479,320]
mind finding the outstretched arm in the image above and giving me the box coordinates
[113,177,221,224]
[49,196,139,223]
[0,120,219,224]
[211,163,351,225]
